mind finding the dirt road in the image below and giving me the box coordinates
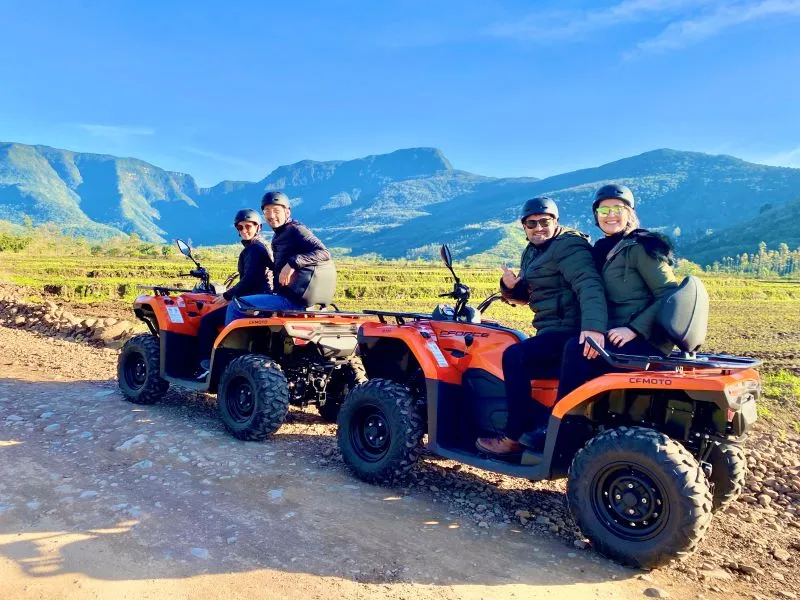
[0,324,706,600]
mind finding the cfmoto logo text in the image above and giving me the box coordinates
[629,377,673,386]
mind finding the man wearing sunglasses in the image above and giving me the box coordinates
[476,196,607,456]
[193,208,274,379]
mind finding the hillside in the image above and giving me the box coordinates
[681,196,800,265]
[2,141,799,264]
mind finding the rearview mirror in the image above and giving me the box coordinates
[439,245,453,268]
[176,239,192,258]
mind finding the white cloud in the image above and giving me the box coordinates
[627,0,800,58]
[487,0,800,58]
[180,146,263,171]
[487,0,711,41]
[75,123,155,138]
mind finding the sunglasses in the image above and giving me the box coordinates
[595,206,627,217]
[523,217,555,229]
[235,222,257,231]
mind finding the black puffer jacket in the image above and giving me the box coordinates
[501,227,607,334]
[271,220,336,306]
[222,236,273,300]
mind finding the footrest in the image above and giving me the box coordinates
[521,451,544,466]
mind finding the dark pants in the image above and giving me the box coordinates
[557,335,662,400]
[197,305,227,364]
[503,331,575,439]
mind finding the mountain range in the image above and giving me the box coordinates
[1,141,799,265]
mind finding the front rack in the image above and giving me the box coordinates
[137,284,194,296]
[362,309,433,325]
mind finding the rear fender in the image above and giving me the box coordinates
[214,318,282,355]
[214,317,361,357]
[550,368,761,450]
[552,368,761,419]
[282,321,360,358]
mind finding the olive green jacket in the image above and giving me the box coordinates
[502,227,607,334]
[600,231,679,354]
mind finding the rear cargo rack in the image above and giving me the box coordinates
[588,338,761,371]
[231,297,367,319]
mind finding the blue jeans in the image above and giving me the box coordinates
[225,294,304,325]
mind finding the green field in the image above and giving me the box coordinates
[2,251,800,428]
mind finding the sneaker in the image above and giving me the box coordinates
[475,436,524,455]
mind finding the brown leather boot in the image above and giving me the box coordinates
[475,436,524,455]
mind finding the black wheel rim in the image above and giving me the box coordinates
[225,376,255,424]
[124,352,148,391]
[350,404,390,462]
[591,462,668,541]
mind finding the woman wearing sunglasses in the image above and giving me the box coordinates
[476,196,608,456]
[556,184,679,399]
[193,208,274,379]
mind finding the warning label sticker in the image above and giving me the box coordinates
[166,306,184,324]
[426,341,449,368]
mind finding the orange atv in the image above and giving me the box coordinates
[336,245,760,568]
[117,240,366,440]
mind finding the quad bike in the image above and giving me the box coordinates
[336,244,760,568]
[117,239,366,441]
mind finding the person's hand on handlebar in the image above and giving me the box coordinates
[580,330,605,359]
[210,294,227,306]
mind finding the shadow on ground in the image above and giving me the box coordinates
[0,376,636,591]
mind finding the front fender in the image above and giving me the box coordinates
[357,322,461,386]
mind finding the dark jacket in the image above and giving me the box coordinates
[271,219,336,306]
[222,236,273,300]
[595,229,679,354]
[502,227,607,334]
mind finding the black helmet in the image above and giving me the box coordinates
[261,191,291,210]
[593,184,635,210]
[520,196,559,221]
[233,208,262,226]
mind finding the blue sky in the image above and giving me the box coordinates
[1,0,799,186]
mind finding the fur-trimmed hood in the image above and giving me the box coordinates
[626,229,676,265]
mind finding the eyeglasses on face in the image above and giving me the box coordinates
[523,217,555,229]
[595,205,627,217]
[235,222,257,231]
